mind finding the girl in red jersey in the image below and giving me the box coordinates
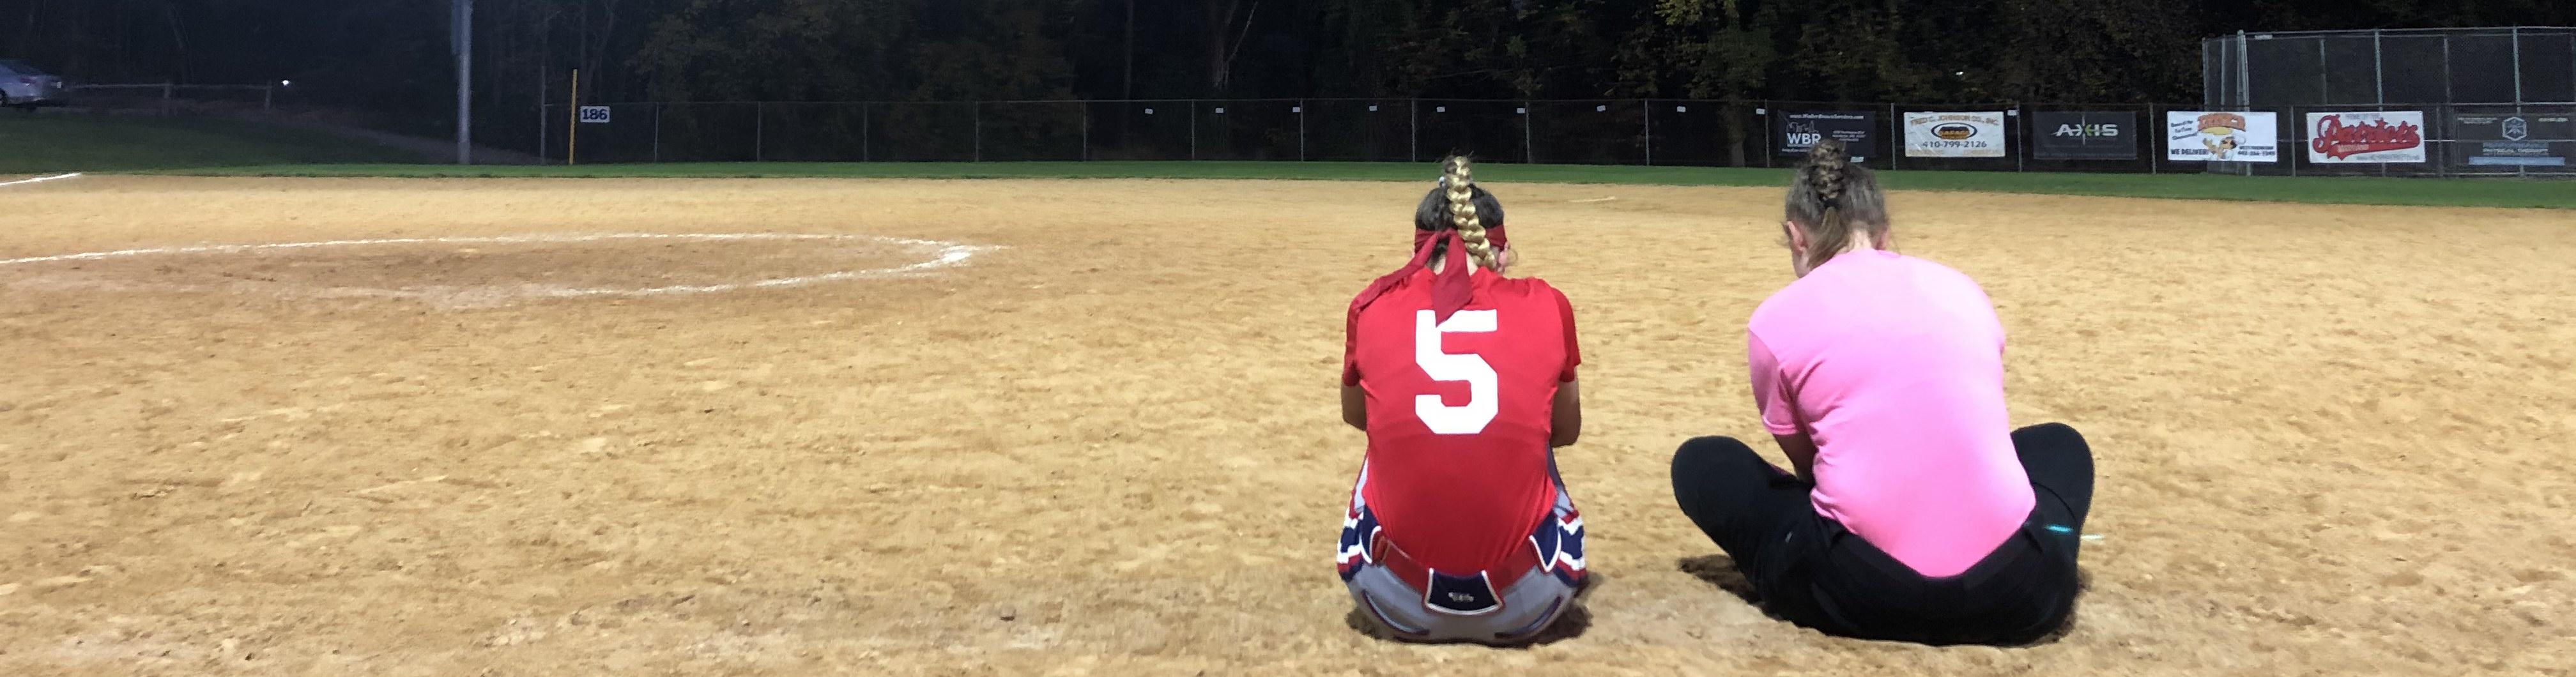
[1335,157,1587,644]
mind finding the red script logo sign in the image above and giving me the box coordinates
[2311,114,2423,160]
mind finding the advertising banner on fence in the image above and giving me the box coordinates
[2453,112,2573,167]
[1777,111,1878,162]
[2305,111,2426,163]
[1903,111,2007,158]
[2031,111,2136,160]
[2166,111,2279,162]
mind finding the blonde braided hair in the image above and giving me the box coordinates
[1442,156,1499,270]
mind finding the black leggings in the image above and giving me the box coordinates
[1670,423,2094,645]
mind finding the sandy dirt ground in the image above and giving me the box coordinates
[0,174,2570,676]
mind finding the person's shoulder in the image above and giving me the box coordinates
[1496,275,1566,299]
[1897,252,1972,278]
[1747,276,1812,333]
[1489,275,1574,310]
[1896,254,1993,298]
[1344,281,1379,308]
[1349,273,1425,309]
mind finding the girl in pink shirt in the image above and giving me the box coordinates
[1670,141,2094,645]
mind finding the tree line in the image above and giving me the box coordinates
[4,0,2570,135]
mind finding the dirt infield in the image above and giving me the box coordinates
[1,175,2570,675]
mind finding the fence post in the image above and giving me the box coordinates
[2288,106,2298,178]
[1523,100,1535,164]
[974,102,984,162]
[2511,27,2524,104]
[2441,35,2453,104]
[2436,103,2449,179]
[1642,99,1653,165]
[652,103,664,162]
[1759,101,1773,169]
[1298,99,1307,162]
[2013,105,2025,173]
[1409,99,1420,163]
[2228,33,2250,176]
[2148,104,2160,175]
[2317,36,2329,103]
[862,103,871,162]
[2373,29,2386,105]
[2237,31,2250,110]
[755,102,766,162]
[1082,103,1091,162]
[160,82,173,116]
[263,86,273,114]
[1889,103,1901,171]
[1190,100,1199,160]
[2237,31,2253,115]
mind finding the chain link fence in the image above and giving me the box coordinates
[538,98,2573,178]
[2207,27,2576,108]
[61,83,279,116]
[2197,27,2575,177]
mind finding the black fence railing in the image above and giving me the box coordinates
[65,83,279,116]
[536,99,2576,178]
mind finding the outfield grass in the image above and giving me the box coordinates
[0,115,422,172]
[174,160,2576,209]
[4,113,2563,209]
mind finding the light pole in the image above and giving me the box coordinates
[452,0,474,164]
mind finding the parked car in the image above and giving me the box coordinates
[0,59,68,110]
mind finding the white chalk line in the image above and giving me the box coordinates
[0,172,84,188]
[0,232,999,303]
[0,232,916,266]
[1569,197,1620,204]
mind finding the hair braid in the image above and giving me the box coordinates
[1791,140,1877,271]
[1805,141,1851,235]
[1443,156,1498,270]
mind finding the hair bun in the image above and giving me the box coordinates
[1807,139,1850,175]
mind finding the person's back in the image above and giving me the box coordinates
[1348,269,1575,574]
[1334,158,1586,645]
[1749,250,2033,577]
[1669,140,2096,646]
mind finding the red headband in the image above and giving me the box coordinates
[1346,224,1510,334]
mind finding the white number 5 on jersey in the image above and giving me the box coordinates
[1414,309,1498,434]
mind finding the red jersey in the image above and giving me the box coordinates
[1343,269,1580,574]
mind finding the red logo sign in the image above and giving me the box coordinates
[2311,114,2423,159]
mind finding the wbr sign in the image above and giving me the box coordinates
[1903,112,2007,158]
[2304,111,2425,164]
[578,106,613,124]
[1775,111,1878,162]
[2030,111,2136,160]
[2166,111,2279,163]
